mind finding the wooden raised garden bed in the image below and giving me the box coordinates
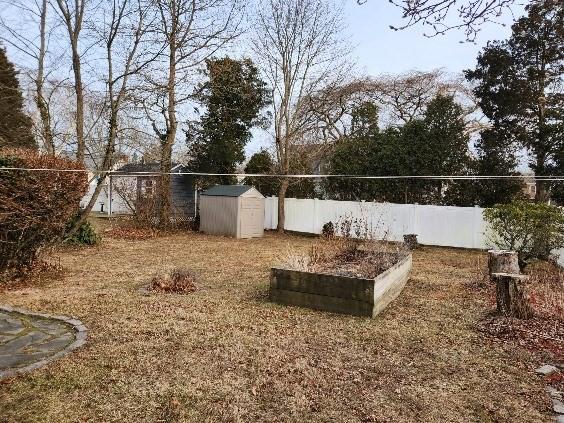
[270,254,412,317]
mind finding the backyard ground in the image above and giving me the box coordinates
[0,219,556,422]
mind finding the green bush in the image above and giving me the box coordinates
[64,214,99,246]
[484,201,564,266]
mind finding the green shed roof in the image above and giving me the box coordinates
[201,185,255,197]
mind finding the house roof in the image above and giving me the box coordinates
[115,162,183,174]
[201,185,255,197]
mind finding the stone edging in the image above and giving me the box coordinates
[0,304,87,379]
[535,364,564,422]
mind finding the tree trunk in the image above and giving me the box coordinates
[403,234,418,250]
[35,0,54,154]
[488,250,519,278]
[491,272,531,318]
[159,141,173,227]
[277,178,289,233]
[67,32,85,163]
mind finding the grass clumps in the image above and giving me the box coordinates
[282,217,409,279]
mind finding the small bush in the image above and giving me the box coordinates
[64,213,99,245]
[321,221,335,237]
[283,217,408,279]
[0,149,87,275]
[484,201,564,267]
[150,268,197,294]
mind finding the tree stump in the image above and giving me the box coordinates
[403,234,418,250]
[488,250,519,278]
[490,272,531,318]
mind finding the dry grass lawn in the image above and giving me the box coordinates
[0,221,555,422]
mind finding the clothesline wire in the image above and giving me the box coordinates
[0,167,563,181]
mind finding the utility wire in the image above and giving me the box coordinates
[0,167,563,181]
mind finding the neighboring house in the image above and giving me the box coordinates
[521,173,537,200]
[81,162,196,218]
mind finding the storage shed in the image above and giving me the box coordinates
[199,185,265,239]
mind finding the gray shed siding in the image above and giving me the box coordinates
[199,186,265,238]
[200,195,240,237]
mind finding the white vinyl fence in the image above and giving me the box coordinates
[264,197,564,266]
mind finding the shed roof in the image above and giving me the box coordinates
[202,185,256,197]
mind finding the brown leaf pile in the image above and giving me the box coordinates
[104,225,161,240]
[478,315,564,361]
[150,268,197,294]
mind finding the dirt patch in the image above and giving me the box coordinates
[0,226,554,422]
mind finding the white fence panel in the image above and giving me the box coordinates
[264,198,562,263]
[265,197,486,249]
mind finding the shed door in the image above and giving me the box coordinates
[240,198,263,238]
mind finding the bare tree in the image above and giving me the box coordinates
[67,0,154,233]
[0,0,60,153]
[382,0,519,40]
[252,0,349,232]
[53,0,88,163]
[306,70,483,136]
[303,79,372,143]
[141,0,242,227]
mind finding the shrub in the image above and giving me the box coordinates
[64,213,99,246]
[321,221,335,237]
[0,149,87,274]
[484,201,564,267]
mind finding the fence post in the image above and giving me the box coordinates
[472,205,481,249]
[313,198,319,234]
[411,203,418,241]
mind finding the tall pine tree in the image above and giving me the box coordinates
[186,57,269,187]
[465,0,564,202]
[472,128,523,207]
[0,46,35,149]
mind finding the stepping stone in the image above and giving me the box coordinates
[0,314,25,335]
[1,331,51,353]
[535,364,559,376]
[32,334,74,354]
[31,319,72,336]
[0,308,86,377]
[554,399,564,415]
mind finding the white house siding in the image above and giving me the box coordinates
[80,175,136,215]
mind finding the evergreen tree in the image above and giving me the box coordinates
[324,102,383,201]
[0,46,35,149]
[472,128,523,207]
[186,57,269,187]
[551,145,564,205]
[324,96,473,205]
[243,149,278,197]
[465,0,564,201]
[393,95,473,205]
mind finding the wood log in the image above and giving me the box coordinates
[490,272,531,319]
[488,250,519,277]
